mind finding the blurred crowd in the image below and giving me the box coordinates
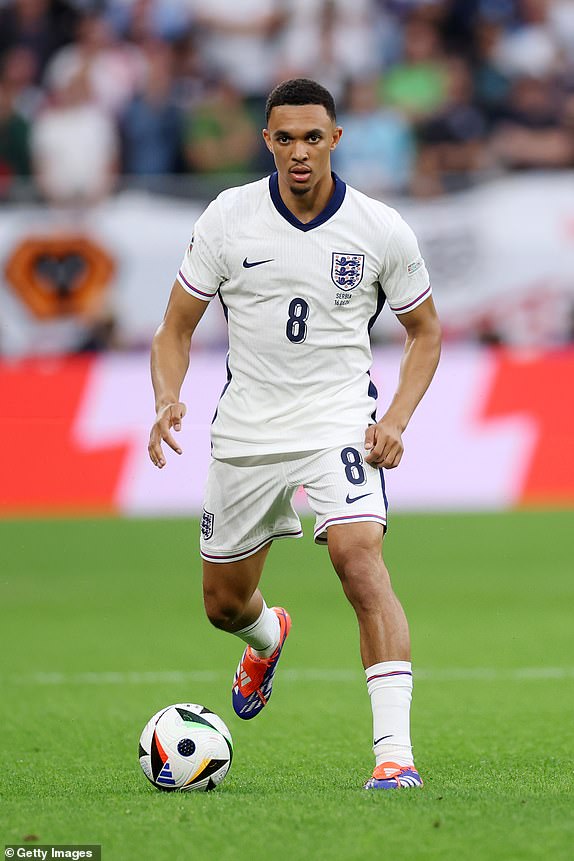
[2,0,574,204]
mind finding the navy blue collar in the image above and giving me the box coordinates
[269,171,346,232]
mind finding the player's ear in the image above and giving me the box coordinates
[330,126,343,151]
[262,128,273,153]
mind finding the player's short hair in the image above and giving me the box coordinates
[265,79,337,124]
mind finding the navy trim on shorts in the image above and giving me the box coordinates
[201,528,303,564]
[313,513,387,544]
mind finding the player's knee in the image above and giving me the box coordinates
[203,588,245,631]
[330,544,378,580]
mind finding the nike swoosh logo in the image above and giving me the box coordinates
[374,735,393,745]
[243,257,274,268]
[345,492,373,504]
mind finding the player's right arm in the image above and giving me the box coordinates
[148,281,209,468]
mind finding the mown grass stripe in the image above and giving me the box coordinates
[5,666,574,686]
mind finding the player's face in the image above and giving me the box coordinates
[263,104,342,197]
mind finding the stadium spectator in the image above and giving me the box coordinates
[379,15,449,120]
[171,30,209,112]
[120,42,183,176]
[44,11,148,117]
[0,80,31,198]
[0,46,44,122]
[30,67,119,205]
[471,19,512,124]
[490,75,574,170]
[107,0,192,45]
[414,55,488,195]
[183,77,260,175]
[549,0,574,70]
[493,0,560,80]
[278,0,382,102]
[332,76,415,194]
[434,0,483,53]
[0,0,78,83]
[192,0,284,103]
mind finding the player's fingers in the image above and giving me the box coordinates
[379,441,404,469]
[366,436,400,467]
[169,403,186,431]
[365,433,388,465]
[365,445,381,465]
[148,432,166,468]
[364,424,377,451]
[170,402,186,432]
[162,429,183,455]
[382,448,402,469]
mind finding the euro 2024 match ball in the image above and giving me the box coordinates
[139,703,233,791]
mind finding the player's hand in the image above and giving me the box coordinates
[364,419,404,469]
[148,402,186,468]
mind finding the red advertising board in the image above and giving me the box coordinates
[0,348,572,515]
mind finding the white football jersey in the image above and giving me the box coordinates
[177,173,431,458]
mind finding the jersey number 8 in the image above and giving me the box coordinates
[286,297,309,343]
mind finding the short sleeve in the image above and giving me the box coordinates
[177,199,228,302]
[380,215,431,315]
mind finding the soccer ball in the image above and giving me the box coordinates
[138,703,233,792]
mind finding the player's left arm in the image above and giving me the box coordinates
[365,295,441,468]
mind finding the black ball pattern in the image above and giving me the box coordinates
[177,738,196,757]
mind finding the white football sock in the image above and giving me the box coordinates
[366,660,414,767]
[234,601,280,658]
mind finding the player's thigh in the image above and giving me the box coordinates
[327,520,385,560]
[326,520,386,576]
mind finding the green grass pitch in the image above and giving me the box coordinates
[1,511,573,861]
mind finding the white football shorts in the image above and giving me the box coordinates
[199,443,388,563]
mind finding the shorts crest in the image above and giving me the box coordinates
[201,509,214,540]
[331,253,365,290]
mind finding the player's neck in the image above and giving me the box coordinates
[277,172,336,224]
